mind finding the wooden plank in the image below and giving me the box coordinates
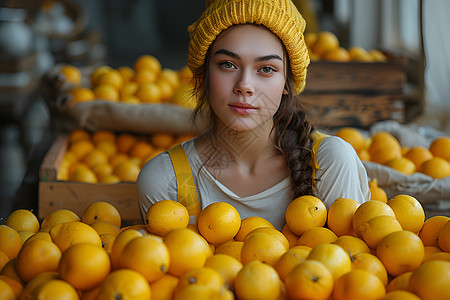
[39,134,69,182]
[302,93,405,128]
[305,60,407,93]
[38,181,141,223]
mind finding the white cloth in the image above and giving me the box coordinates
[137,134,371,230]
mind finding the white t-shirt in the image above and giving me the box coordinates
[137,134,371,230]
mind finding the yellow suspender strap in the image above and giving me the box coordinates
[310,131,329,180]
[167,144,201,217]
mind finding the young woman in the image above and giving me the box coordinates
[137,0,370,230]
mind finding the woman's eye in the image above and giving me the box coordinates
[259,66,276,74]
[220,61,235,69]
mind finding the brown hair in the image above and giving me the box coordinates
[191,39,315,198]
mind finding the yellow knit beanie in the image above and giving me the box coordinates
[187,0,310,93]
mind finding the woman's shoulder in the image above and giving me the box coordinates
[316,134,360,164]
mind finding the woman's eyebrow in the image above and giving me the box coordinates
[213,49,283,63]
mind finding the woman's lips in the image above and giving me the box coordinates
[229,102,257,115]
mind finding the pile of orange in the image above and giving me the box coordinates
[305,31,388,62]
[335,127,450,179]
[59,128,195,183]
[2,193,450,299]
[62,54,197,109]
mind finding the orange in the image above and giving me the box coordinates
[34,279,79,299]
[418,215,450,247]
[134,54,162,74]
[5,209,40,233]
[281,224,300,248]
[82,286,102,300]
[49,221,102,253]
[90,65,112,86]
[332,269,385,300]
[285,195,327,236]
[382,290,421,300]
[429,136,450,161]
[368,131,401,158]
[150,274,179,300]
[68,128,90,143]
[296,227,338,248]
[358,148,371,161]
[110,228,146,270]
[240,231,288,266]
[116,133,137,154]
[234,260,282,300]
[121,95,141,104]
[387,194,425,233]
[371,146,403,165]
[348,46,374,62]
[234,216,274,242]
[376,230,424,277]
[285,260,333,300]
[133,69,158,84]
[160,68,180,89]
[274,245,311,282]
[135,82,161,103]
[113,160,141,182]
[40,209,81,232]
[187,223,200,234]
[129,140,154,160]
[332,235,370,257]
[198,202,241,244]
[68,86,95,103]
[99,233,116,253]
[97,269,152,300]
[150,133,175,149]
[246,227,290,250]
[100,174,121,184]
[164,228,211,277]
[423,245,442,262]
[15,239,61,282]
[0,259,23,285]
[0,279,15,300]
[120,235,170,282]
[95,140,117,158]
[90,221,121,236]
[352,200,396,238]
[92,163,113,180]
[0,225,22,260]
[59,243,111,291]
[304,32,318,47]
[91,130,115,144]
[20,271,60,300]
[350,252,388,286]
[23,232,51,246]
[323,47,351,62]
[82,148,109,168]
[306,243,352,280]
[368,49,388,62]
[311,31,340,57]
[419,157,450,179]
[334,127,366,153]
[18,231,35,244]
[175,267,225,296]
[93,84,120,101]
[157,79,175,101]
[96,69,123,90]
[327,197,359,236]
[121,81,139,97]
[214,240,244,262]
[408,260,450,300]
[423,251,450,263]
[357,215,403,249]
[82,201,121,228]
[204,254,243,290]
[144,200,189,236]
[68,139,95,160]
[386,271,412,292]
[385,157,416,175]
[437,219,450,252]
[0,275,23,298]
[117,66,135,83]
[0,250,9,271]
[404,146,434,170]
[368,179,388,203]
[69,165,98,183]
[173,285,232,300]
[60,64,82,85]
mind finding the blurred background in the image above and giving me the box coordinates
[0,0,449,218]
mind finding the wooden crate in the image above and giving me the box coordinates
[38,135,141,224]
[302,54,410,128]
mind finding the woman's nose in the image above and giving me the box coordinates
[233,70,254,96]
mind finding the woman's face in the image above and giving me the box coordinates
[208,24,287,132]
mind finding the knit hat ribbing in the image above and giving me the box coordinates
[187,0,310,93]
